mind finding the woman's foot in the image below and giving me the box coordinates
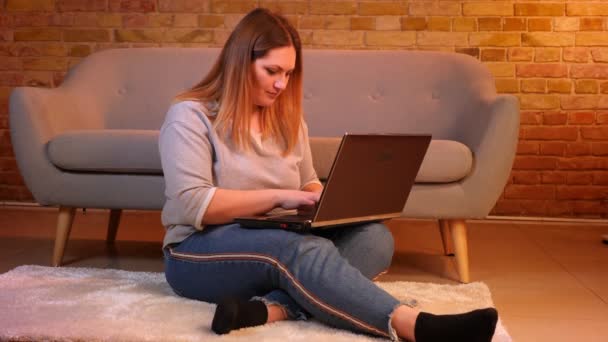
[211,298,268,334]
[414,307,498,342]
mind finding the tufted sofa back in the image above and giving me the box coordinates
[61,47,496,142]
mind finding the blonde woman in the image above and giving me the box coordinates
[160,8,498,342]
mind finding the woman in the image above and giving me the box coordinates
[159,8,498,342]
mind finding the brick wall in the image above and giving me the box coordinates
[1,0,607,218]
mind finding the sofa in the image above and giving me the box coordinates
[9,48,519,283]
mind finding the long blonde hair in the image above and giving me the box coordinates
[176,8,303,155]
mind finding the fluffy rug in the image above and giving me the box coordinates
[0,265,511,341]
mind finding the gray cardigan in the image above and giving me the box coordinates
[159,100,321,247]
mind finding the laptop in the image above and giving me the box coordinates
[234,133,431,232]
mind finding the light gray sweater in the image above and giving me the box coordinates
[159,100,321,248]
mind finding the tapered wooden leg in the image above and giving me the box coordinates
[450,219,470,283]
[106,209,122,244]
[438,219,455,256]
[52,206,76,267]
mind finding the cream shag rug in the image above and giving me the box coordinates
[0,265,511,342]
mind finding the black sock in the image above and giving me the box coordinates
[211,298,268,334]
[414,308,498,342]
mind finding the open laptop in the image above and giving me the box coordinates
[235,133,431,232]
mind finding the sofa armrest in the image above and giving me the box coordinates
[9,86,105,204]
[460,94,520,216]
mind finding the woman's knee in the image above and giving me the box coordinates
[361,222,395,267]
[283,234,337,261]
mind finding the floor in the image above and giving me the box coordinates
[1,205,607,342]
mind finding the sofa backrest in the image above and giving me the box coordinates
[62,47,496,140]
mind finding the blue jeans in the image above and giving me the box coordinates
[164,222,415,340]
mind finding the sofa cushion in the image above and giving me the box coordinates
[48,130,162,174]
[48,130,472,183]
[310,137,473,183]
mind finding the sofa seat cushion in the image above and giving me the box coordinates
[48,130,473,183]
[48,130,162,174]
[310,137,473,183]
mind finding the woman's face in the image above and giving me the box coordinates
[251,45,296,108]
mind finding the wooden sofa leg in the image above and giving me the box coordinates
[106,209,122,244]
[449,219,470,283]
[438,219,455,256]
[52,206,76,267]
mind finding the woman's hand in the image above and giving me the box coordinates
[275,190,320,210]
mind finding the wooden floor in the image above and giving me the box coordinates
[1,205,607,342]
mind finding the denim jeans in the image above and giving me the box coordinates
[164,222,415,340]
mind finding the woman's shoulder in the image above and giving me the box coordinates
[164,100,215,127]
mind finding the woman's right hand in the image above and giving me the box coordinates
[275,190,321,210]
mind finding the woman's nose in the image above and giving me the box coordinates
[274,79,286,90]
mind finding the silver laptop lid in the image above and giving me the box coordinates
[312,133,431,227]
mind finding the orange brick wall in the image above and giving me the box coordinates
[1,1,607,218]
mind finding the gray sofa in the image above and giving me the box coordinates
[9,48,519,283]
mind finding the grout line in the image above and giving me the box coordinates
[516,225,608,306]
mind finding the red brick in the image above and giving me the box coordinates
[481,48,506,61]
[505,184,555,200]
[561,96,600,110]
[508,47,533,62]
[540,142,566,156]
[546,200,573,216]
[521,111,541,125]
[567,4,608,16]
[519,94,560,110]
[568,111,595,125]
[599,112,608,124]
[518,141,539,155]
[543,112,567,125]
[542,171,567,184]
[558,157,608,170]
[592,143,608,156]
[535,48,560,63]
[601,82,608,94]
[515,3,565,16]
[0,14,13,28]
[520,200,550,216]
[402,18,427,31]
[12,14,52,27]
[122,14,148,27]
[512,171,541,184]
[503,18,526,31]
[513,156,558,170]
[594,172,608,185]
[527,18,552,31]
[567,172,593,185]
[563,48,589,63]
[109,0,156,12]
[575,80,599,94]
[572,200,607,216]
[159,0,210,12]
[57,0,107,12]
[479,17,502,31]
[580,18,604,31]
[516,64,567,78]
[556,185,608,200]
[570,65,608,79]
[0,171,25,186]
[524,126,578,141]
[581,127,608,140]
[566,143,592,156]
[6,0,54,11]
[0,72,24,86]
